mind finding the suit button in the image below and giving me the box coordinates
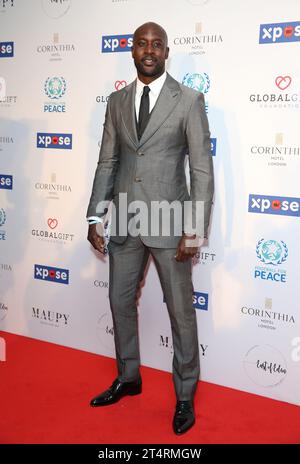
[137,152,144,156]
[134,177,142,182]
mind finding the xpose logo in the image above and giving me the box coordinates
[259,21,300,44]
[37,132,72,149]
[102,34,133,53]
[0,42,14,58]
[248,194,300,217]
[34,264,69,284]
[210,138,217,156]
[193,292,209,311]
[0,174,13,190]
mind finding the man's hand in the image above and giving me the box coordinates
[87,223,106,254]
[175,233,200,262]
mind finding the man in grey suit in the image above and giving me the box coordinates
[87,22,214,435]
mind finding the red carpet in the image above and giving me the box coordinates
[0,331,299,444]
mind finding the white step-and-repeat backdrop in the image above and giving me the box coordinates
[1,0,299,406]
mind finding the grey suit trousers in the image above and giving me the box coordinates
[108,235,200,401]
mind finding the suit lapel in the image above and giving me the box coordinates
[120,80,139,147]
[120,73,182,148]
[139,73,182,147]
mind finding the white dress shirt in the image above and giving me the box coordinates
[87,71,167,225]
[135,71,167,120]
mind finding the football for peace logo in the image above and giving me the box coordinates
[44,77,66,99]
[182,73,210,93]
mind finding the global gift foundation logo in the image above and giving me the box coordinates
[248,194,300,217]
[34,264,69,284]
[96,79,128,104]
[254,239,288,283]
[37,132,72,149]
[249,75,299,108]
[102,34,133,53]
[31,218,74,244]
[259,21,300,44]
[44,76,67,112]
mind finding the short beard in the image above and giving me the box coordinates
[134,60,164,78]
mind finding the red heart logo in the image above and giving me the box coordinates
[275,76,291,90]
[115,80,127,91]
[47,218,58,229]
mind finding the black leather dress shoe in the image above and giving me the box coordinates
[90,377,142,407]
[173,400,195,435]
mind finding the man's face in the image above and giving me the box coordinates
[131,25,169,81]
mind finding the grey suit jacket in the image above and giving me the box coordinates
[87,72,214,248]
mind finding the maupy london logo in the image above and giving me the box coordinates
[32,306,70,327]
[275,75,291,90]
[254,239,288,283]
[115,80,127,91]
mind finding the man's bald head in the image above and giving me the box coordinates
[133,22,168,46]
[131,22,169,84]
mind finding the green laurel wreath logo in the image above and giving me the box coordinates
[256,238,288,266]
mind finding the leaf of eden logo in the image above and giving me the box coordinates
[275,75,292,90]
[115,80,127,91]
[47,218,58,229]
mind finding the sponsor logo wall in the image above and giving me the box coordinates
[0,0,299,407]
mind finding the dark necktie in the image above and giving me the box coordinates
[138,85,150,139]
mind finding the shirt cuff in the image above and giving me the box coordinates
[87,216,104,225]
